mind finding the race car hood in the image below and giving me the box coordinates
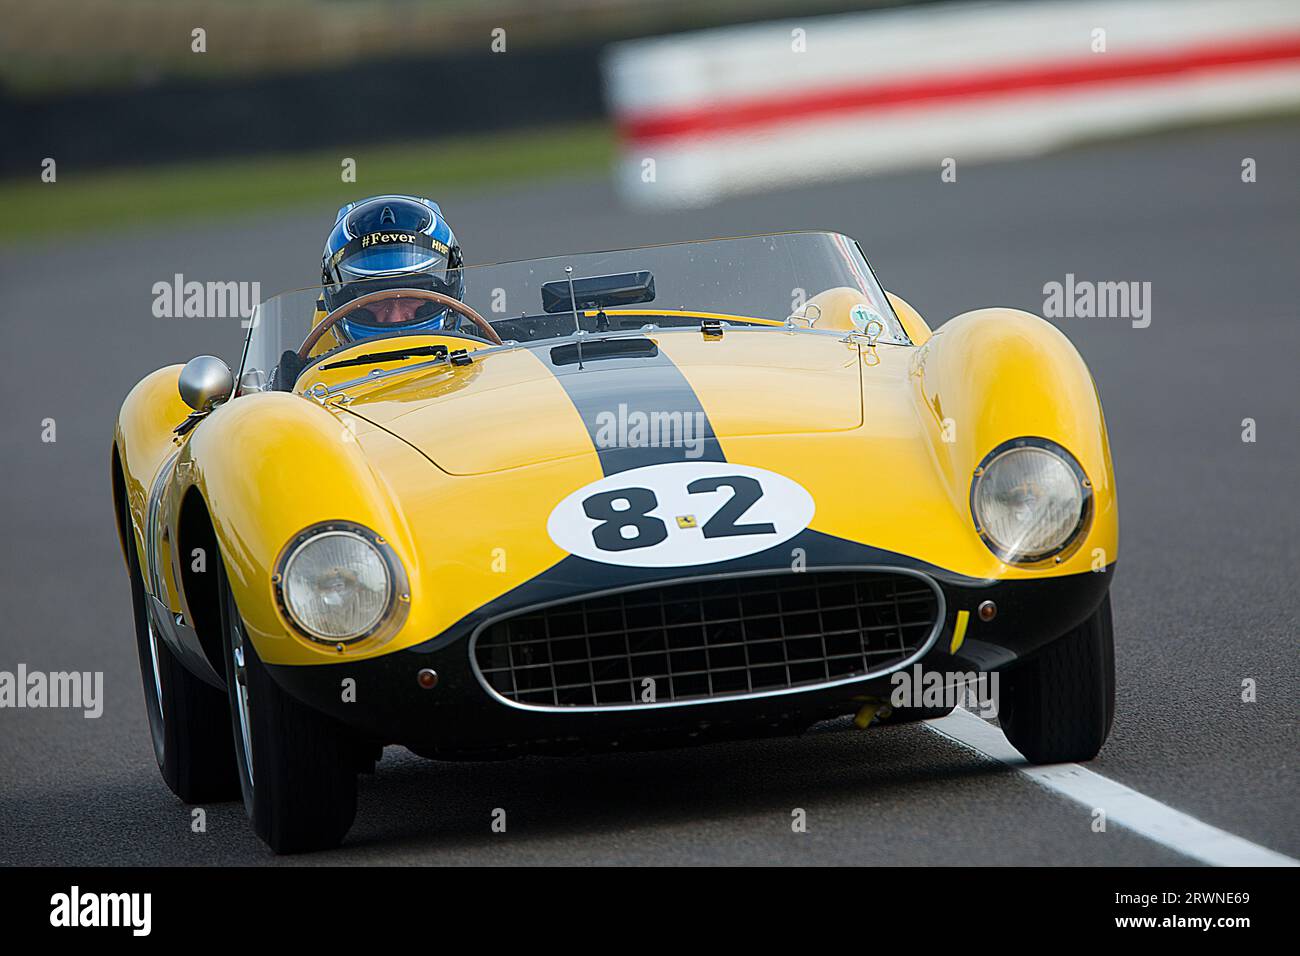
[335,330,865,475]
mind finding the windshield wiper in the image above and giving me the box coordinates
[320,344,448,371]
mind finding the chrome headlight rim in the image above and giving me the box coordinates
[273,520,409,647]
[970,437,1092,565]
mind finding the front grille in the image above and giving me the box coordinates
[472,570,940,709]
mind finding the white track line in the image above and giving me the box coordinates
[926,708,1300,867]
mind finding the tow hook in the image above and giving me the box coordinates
[853,700,892,729]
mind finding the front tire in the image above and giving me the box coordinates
[999,593,1116,763]
[217,557,359,854]
[124,502,239,802]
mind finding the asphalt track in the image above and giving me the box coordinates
[1,120,1296,865]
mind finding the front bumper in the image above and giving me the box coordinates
[267,560,1114,758]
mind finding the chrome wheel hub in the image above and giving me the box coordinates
[145,615,164,729]
[231,627,254,785]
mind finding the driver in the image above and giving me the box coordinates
[318,194,468,344]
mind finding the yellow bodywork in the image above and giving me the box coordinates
[115,297,1117,667]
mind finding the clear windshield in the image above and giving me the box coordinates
[237,231,905,392]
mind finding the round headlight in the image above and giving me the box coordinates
[972,440,1088,563]
[279,527,396,642]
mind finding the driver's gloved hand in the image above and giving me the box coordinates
[272,350,306,392]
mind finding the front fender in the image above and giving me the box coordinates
[185,392,427,665]
[114,364,188,566]
[911,309,1118,577]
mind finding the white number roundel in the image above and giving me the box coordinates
[547,461,815,568]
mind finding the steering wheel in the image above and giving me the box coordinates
[298,287,503,359]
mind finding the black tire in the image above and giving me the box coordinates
[217,557,358,854]
[1000,593,1116,764]
[124,503,239,802]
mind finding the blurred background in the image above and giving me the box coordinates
[1,0,1298,864]
[0,0,912,235]
[6,0,1298,235]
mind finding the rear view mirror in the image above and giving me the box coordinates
[541,270,655,314]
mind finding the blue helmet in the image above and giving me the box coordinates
[320,195,466,342]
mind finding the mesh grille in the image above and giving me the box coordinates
[473,571,939,709]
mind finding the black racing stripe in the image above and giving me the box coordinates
[539,336,726,475]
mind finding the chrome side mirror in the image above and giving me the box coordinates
[178,355,234,411]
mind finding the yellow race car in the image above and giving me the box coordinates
[113,231,1117,853]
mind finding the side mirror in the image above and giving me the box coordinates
[178,355,234,411]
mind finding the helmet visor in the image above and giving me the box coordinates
[324,260,464,313]
[341,242,446,279]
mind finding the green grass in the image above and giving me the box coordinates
[2,123,614,243]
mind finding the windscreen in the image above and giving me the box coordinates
[237,231,903,392]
